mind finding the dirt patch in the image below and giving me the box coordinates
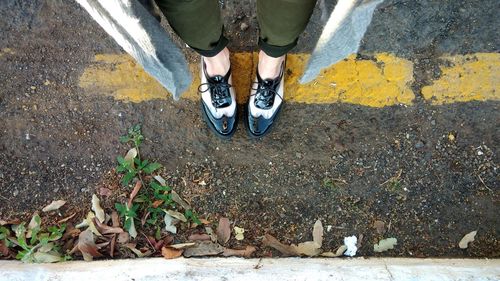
[0,0,498,259]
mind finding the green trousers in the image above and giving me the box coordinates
[155,0,317,57]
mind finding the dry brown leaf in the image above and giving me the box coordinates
[84,212,102,236]
[321,245,347,257]
[262,234,298,256]
[93,218,124,234]
[91,195,105,223]
[188,233,211,241]
[373,220,386,235]
[26,212,41,239]
[163,235,174,246]
[62,225,81,240]
[216,217,231,244]
[110,235,116,258]
[165,210,187,222]
[161,246,183,259]
[125,243,152,258]
[117,232,130,244]
[128,181,143,208]
[124,148,137,168]
[459,231,477,249]
[0,219,20,226]
[96,241,110,249]
[154,175,167,186]
[313,219,323,247]
[111,211,120,227]
[222,246,256,257]
[292,241,321,257]
[169,242,196,249]
[57,213,76,224]
[0,241,10,257]
[171,191,191,210]
[205,227,217,242]
[152,200,163,208]
[42,200,66,212]
[183,241,224,257]
[77,229,103,261]
[199,218,210,225]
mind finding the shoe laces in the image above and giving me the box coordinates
[250,78,283,109]
[198,76,232,109]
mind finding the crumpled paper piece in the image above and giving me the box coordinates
[344,235,357,257]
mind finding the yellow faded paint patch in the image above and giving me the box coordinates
[286,53,414,106]
[421,53,500,104]
[79,54,170,103]
[80,52,415,107]
[0,48,15,57]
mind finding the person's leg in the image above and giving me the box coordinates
[154,0,230,76]
[247,0,317,137]
[257,0,317,78]
[155,0,237,138]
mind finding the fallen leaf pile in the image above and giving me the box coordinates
[160,216,255,259]
[262,219,355,257]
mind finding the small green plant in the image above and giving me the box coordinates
[115,125,203,240]
[115,203,139,233]
[8,214,69,263]
[322,178,337,189]
[116,124,162,186]
[388,179,402,191]
[119,124,144,148]
[0,226,12,256]
[184,209,201,225]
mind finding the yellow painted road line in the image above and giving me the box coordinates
[421,53,500,104]
[79,52,500,107]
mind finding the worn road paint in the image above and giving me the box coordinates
[0,48,15,57]
[80,52,415,107]
[421,53,500,104]
[79,52,499,107]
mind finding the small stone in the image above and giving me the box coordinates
[216,179,222,185]
[415,140,425,149]
[430,120,436,125]
[240,22,249,31]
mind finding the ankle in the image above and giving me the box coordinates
[203,48,230,77]
[258,51,285,80]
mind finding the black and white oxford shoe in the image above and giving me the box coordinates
[245,60,285,138]
[198,59,238,139]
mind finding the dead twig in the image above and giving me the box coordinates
[380,169,402,186]
[478,175,492,192]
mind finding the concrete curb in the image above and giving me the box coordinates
[0,257,499,281]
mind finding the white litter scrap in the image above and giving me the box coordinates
[164,211,177,234]
[459,231,477,249]
[343,235,358,257]
[373,237,397,253]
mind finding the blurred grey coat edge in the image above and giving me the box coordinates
[300,0,384,84]
[76,0,192,100]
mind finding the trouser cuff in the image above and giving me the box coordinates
[190,33,229,57]
[258,37,297,58]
